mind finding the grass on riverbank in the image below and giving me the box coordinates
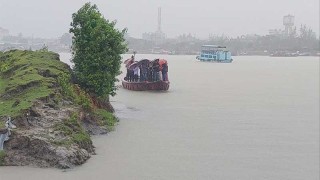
[0,50,70,117]
[53,113,92,148]
[94,108,118,131]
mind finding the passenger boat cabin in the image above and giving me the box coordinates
[196,45,233,62]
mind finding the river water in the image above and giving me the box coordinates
[0,54,319,180]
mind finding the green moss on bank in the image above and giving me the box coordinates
[0,50,70,117]
[0,79,6,95]
[0,49,117,157]
[0,49,120,169]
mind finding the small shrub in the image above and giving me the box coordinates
[57,73,76,99]
[76,90,91,110]
[72,132,91,145]
[55,113,81,134]
[95,109,118,130]
[54,112,92,148]
[57,73,92,110]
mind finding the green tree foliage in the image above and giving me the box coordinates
[70,3,127,97]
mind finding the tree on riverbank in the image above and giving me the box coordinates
[70,3,127,98]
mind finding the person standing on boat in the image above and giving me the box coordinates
[159,59,168,81]
[140,62,148,82]
[125,55,135,81]
[158,65,163,81]
[148,62,153,81]
[162,62,168,81]
[133,65,140,82]
[152,59,160,81]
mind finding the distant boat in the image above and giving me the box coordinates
[196,45,233,63]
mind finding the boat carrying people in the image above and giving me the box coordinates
[122,55,170,91]
[196,45,233,63]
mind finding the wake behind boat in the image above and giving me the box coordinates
[122,56,170,91]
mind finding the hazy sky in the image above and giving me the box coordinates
[0,0,318,39]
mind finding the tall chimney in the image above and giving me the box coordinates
[158,7,162,32]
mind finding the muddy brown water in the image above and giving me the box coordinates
[0,54,319,180]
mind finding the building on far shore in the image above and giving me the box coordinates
[268,14,295,37]
[283,14,294,36]
[0,27,9,39]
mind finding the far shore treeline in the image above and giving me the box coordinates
[1,23,319,56]
[125,25,319,55]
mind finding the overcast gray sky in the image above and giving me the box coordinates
[0,0,318,39]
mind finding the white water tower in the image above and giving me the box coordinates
[283,15,294,36]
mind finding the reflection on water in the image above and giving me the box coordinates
[0,55,319,180]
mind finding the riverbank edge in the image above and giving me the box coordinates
[0,49,118,169]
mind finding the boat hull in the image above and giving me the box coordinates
[122,80,170,91]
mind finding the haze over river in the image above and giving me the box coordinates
[0,54,319,180]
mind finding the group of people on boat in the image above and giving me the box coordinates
[124,55,169,82]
